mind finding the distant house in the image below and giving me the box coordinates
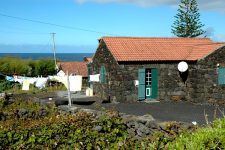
[83,57,92,64]
[90,36,225,105]
[58,62,88,78]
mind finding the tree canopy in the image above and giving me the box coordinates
[171,0,205,37]
[0,57,55,77]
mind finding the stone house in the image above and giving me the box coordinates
[90,37,225,105]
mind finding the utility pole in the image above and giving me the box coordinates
[51,33,57,71]
[67,71,72,107]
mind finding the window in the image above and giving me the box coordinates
[218,67,225,85]
[100,65,106,83]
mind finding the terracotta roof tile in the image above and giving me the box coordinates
[59,62,88,77]
[101,37,224,61]
[186,43,225,60]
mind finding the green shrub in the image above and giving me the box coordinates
[0,100,128,149]
[0,80,14,92]
[0,56,55,77]
[0,57,30,75]
[167,118,225,149]
[0,79,21,93]
[35,59,56,77]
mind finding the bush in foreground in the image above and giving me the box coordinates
[0,99,128,149]
[0,98,225,149]
[166,119,225,149]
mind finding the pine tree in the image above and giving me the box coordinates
[171,0,205,37]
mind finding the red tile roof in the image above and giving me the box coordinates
[59,62,88,77]
[100,37,225,61]
[186,43,225,60]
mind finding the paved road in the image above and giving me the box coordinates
[70,100,225,125]
[43,92,225,125]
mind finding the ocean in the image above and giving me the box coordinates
[0,53,94,61]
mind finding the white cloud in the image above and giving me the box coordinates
[204,27,215,38]
[202,27,225,42]
[75,0,225,12]
[76,0,177,7]
[217,34,225,42]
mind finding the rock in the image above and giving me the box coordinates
[58,105,80,114]
[127,128,135,137]
[0,93,6,98]
[138,123,149,132]
[122,114,154,124]
[0,112,6,121]
[79,108,97,114]
[126,121,135,128]
[145,121,160,129]
[145,129,151,135]
[171,96,183,102]
[68,107,80,114]
[136,129,144,137]
[17,108,28,117]
[93,126,102,132]
[134,135,142,140]
[134,122,140,129]
[135,114,154,124]
[120,114,133,120]
[38,109,48,117]
[119,112,126,118]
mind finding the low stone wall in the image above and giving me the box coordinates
[58,105,196,139]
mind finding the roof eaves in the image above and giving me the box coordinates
[117,59,197,63]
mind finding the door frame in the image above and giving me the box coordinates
[138,68,158,100]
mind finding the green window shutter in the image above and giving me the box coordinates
[218,67,225,85]
[151,68,158,99]
[138,68,145,100]
[100,65,106,83]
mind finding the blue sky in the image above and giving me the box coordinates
[0,0,225,53]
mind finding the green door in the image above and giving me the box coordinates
[138,68,158,100]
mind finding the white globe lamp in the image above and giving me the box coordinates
[178,61,188,72]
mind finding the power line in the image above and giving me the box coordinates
[0,12,116,36]
[0,23,49,35]
[0,30,48,35]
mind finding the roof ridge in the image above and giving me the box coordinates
[59,61,86,63]
[102,36,212,40]
[98,36,223,62]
